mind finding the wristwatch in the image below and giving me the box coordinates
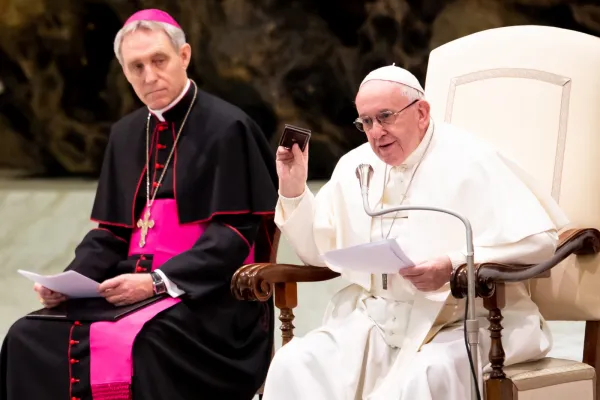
[150,271,167,295]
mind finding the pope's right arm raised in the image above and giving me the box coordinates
[274,142,337,268]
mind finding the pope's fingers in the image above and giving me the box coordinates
[276,146,293,156]
[291,143,304,159]
[276,153,294,163]
[302,141,309,155]
[399,266,425,277]
[276,151,294,161]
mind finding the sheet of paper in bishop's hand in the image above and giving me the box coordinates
[17,269,102,298]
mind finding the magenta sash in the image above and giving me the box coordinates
[89,199,254,399]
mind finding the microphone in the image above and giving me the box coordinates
[356,163,374,196]
[355,163,480,400]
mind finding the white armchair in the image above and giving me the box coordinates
[426,25,600,400]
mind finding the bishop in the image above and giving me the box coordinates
[1,9,278,400]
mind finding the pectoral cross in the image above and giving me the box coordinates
[137,209,154,248]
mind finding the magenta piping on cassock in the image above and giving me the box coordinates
[88,199,255,399]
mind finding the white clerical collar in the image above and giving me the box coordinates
[396,118,434,169]
[148,79,191,122]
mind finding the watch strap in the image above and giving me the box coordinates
[150,271,167,295]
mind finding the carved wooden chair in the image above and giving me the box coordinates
[425,24,600,399]
[233,25,600,400]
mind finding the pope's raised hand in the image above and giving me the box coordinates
[276,143,308,198]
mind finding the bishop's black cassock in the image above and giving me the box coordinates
[0,81,279,400]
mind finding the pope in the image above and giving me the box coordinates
[261,65,569,400]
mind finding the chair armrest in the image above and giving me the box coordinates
[231,263,340,301]
[451,228,600,299]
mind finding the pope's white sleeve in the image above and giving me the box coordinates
[447,230,559,269]
[275,184,335,267]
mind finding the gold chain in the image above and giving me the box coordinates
[136,80,198,247]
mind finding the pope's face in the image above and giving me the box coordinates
[121,28,191,110]
[355,80,430,166]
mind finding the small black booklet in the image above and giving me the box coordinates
[26,295,167,323]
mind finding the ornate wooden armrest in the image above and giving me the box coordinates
[231,263,340,346]
[448,228,600,397]
[450,228,600,299]
[231,263,340,302]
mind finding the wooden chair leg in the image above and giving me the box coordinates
[483,284,514,400]
[274,282,297,346]
[582,320,600,398]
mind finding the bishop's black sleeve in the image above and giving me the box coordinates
[63,224,132,282]
[155,214,262,302]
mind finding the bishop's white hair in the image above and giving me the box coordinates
[113,20,186,65]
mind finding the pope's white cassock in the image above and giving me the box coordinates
[261,118,570,400]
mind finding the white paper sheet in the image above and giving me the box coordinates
[322,239,415,274]
[17,269,102,298]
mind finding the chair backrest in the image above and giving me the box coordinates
[424,25,600,321]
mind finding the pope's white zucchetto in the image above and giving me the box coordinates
[360,64,424,94]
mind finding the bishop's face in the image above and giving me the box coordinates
[354,80,430,166]
[120,28,191,110]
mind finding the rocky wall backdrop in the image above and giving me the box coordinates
[0,0,599,179]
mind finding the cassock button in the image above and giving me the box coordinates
[152,182,160,188]
[74,321,81,326]
[70,378,80,383]
[70,359,79,364]
[69,340,79,345]
[157,144,167,150]
[136,266,144,272]
[155,163,164,169]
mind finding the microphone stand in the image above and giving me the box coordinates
[356,164,479,400]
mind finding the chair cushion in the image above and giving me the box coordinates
[485,357,595,391]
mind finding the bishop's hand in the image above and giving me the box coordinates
[98,274,154,306]
[276,143,308,198]
[399,256,452,292]
[34,283,67,308]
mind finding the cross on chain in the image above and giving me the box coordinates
[137,209,155,248]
